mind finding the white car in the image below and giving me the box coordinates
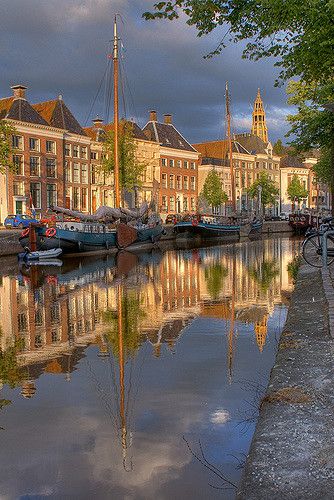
[279,212,289,221]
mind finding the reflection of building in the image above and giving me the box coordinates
[0,238,296,395]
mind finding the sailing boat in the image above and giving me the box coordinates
[19,17,164,254]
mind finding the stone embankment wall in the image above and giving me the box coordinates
[237,263,334,499]
[0,229,22,256]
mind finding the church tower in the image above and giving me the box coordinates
[251,88,268,143]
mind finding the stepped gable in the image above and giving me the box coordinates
[193,139,250,159]
[0,96,48,125]
[143,121,197,152]
[85,120,147,142]
[33,98,86,135]
[233,133,269,155]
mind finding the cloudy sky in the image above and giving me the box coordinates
[0,0,292,143]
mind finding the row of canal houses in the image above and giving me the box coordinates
[0,84,330,223]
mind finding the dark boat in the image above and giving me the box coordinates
[288,213,320,234]
[174,218,240,238]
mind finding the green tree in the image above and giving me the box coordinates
[143,1,334,84]
[286,79,334,213]
[204,263,228,300]
[273,139,288,156]
[102,121,147,204]
[287,174,308,212]
[0,121,16,174]
[248,260,279,293]
[201,169,228,212]
[247,172,279,214]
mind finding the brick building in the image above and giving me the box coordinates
[142,111,200,217]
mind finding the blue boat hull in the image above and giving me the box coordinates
[174,221,240,238]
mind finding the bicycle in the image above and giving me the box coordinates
[302,216,334,267]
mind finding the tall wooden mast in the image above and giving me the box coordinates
[113,16,120,207]
[225,82,236,213]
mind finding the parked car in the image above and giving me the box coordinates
[4,214,38,229]
[165,214,182,224]
[279,212,289,221]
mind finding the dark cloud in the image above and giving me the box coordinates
[0,0,290,143]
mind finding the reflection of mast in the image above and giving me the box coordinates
[227,249,236,383]
[117,285,132,471]
[225,82,236,212]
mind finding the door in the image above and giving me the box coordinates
[15,200,23,214]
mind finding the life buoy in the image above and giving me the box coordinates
[300,216,306,222]
[192,219,198,226]
[46,227,56,238]
[21,228,30,238]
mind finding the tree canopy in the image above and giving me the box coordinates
[143,1,334,85]
[0,121,16,174]
[102,121,147,196]
[247,172,279,212]
[201,169,228,210]
[287,174,308,211]
[273,139,288,157]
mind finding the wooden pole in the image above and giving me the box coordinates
[226,82,236,213]
[113,16,120,208]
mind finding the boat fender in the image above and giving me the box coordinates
[46,227,56,238]
[21,228,30,238]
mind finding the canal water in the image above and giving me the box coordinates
[0,237,298,499]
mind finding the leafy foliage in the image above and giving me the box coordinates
[273,139,288,156]
[0,337,26,388]
[248,259,279,293]
[102,121,147,195]
[204,262,228,300]
[143,1,334,85]
[0,121,16,174]
[287,175,308,210]
[201,169,228,209]
[247,172,279,211]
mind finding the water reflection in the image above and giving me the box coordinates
[0,238,298,498]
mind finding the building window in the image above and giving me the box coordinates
[30,156,40,176]
[183,161,188,169]
[183,176,189,190]
[190,162,196,170]
[81,164,88,183]
[91,151,98,160]
[183,197,188,211]
[177,160,181,168]
[162,173,167,188]
[73,163,80,183]
[65,161,71,182]
[162,195,167,211]
[81,146,88,159]
[29,138,39,151]
[13,155,23,175]
[191,197,196,211]
[73,187,80,209]
[169,196,175,211]
[81,188,88,211]
[46,140,56,154]
[242,162,246,169]
[13,181,24,196]
[176,175,182,190]
[91,165,96,184]
[190,176,196,191]
[46,158,56,178]
[161,158,167,167]
[73,145,79,158]
[12,135,23,149]
[169,159,174,168]
[46,184,57,207]
[30,182,41,208]
[169,174,174,189]
[65,143,71,156]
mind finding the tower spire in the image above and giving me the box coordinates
[251,89,268,143]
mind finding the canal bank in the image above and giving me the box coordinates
[237,262,334,499]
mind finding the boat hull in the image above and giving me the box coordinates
[174,221,240,238]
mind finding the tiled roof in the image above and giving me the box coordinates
[233,133,268,154]
[84,120,148,141]
[143,121,197,152]
[0,96,48,125]
[194,139,250,158]
[280,155,306,168]
[33,99,86,135]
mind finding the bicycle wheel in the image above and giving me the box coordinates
[302,233,334,267]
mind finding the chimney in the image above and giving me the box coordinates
[92,115,104,127]
[11,84,27,99]
[149,110,157,122]
[164,114,172,125]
